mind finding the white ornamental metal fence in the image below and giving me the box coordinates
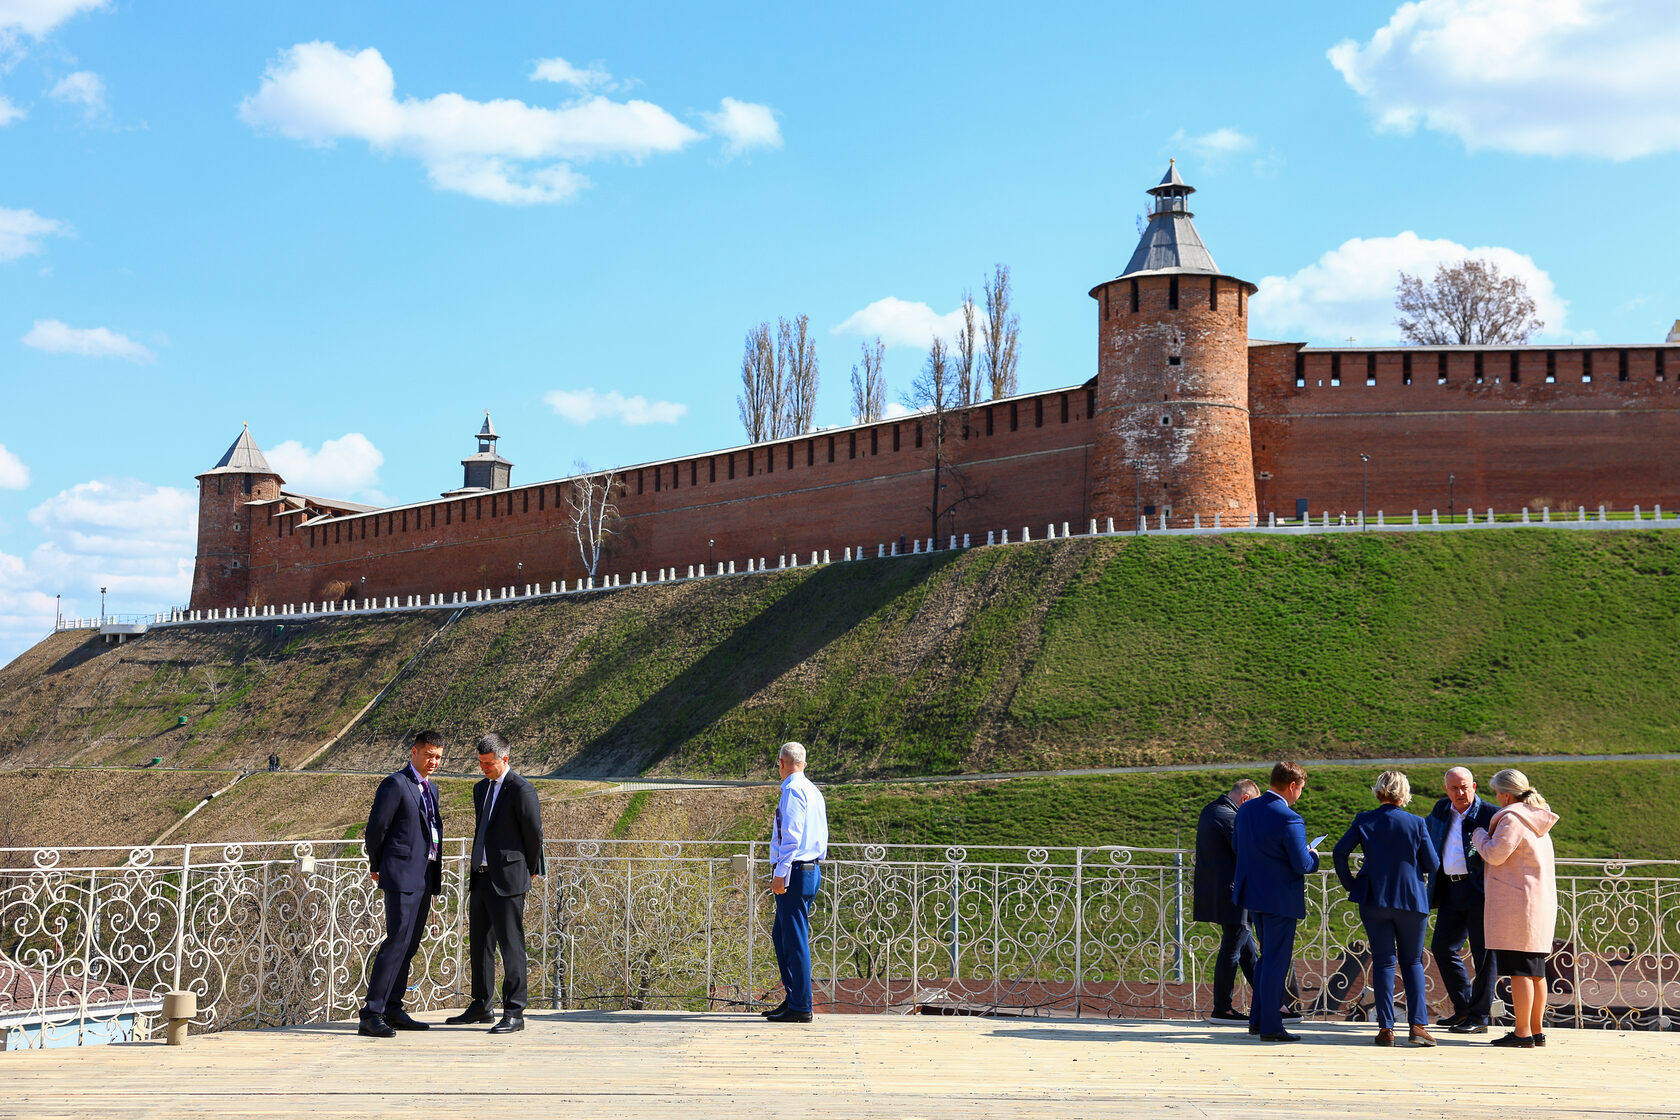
[1,840,1673,1047]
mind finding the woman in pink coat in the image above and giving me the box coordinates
[1471,768,1559,1048]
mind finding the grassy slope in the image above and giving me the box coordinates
[3,531,1677,780]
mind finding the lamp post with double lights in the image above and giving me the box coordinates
[100,586,107,624]
[1359,454,1370,530]
[1449,473,1456,521]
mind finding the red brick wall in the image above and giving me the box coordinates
[1090,272,1257,526]
[213,388,1101,609]
[1250,344,1680,518]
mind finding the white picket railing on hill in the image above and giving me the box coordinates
[49,503,1680,633]
[0,839,1672,1047]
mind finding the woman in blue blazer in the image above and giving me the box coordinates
[1333,771,1442,1047]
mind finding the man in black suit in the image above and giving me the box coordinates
[446,732,545,1035]
[1193,778,1260,1021]
[1426,766,1499,1033]
[360,730,446,1038]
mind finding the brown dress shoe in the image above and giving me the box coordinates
[1409,1025,1437,1047]
[1374,1027,1394,1046]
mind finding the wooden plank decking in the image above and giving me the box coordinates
[3,1010,1676,1119]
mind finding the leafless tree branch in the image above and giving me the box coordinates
[1395,258,1543,345]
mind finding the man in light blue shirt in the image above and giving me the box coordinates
[765,741,828,1023]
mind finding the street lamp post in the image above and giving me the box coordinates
[1449,473,1456,521]
[56,593,61,630]
[708,538,715,573]
[359,575,366,607]
[100,586,107,623]
[1359,454,1370,530]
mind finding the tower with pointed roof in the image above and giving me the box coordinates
[189,426,284,610]
[1088,162,1258,527]
[446,411,513,495]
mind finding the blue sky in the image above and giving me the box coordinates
[2,0,1678,664]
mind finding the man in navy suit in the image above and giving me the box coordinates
[1233,761,1320,1042]
[359,730,447,1038]
[1193,778,1261,1021]
[1426,766,1499,1033]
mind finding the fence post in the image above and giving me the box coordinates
[172,844,193,992]
[1073,848,1084,1015]
[1173,847,1185,985]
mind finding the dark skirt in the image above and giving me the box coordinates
[1497,949,1547,978]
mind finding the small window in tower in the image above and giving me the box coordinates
[1475,352,1484,383]
[749,450,756,475]
[1168,356,1182,366]
[1130,279,1139,313]
[915,422,923,448]
[828,436,836,462]
[1035,399,1044,427]
[1403,353,1412,385]
[231,559,240,569]
[849,433,856,459]
[710,458,717,482]
[1010,402,1019,431]
[1330,354,1341,386]
[1209,277,1219,311]
[1367,353,1377,387]
[788,444,795,470]
[693,461,699,485]
[985,408,994,436]
[1294,352,1306,388]
[1438,353,1449,384]
[1168,276,1179,310]
[1102,287,1110,321]
[1087,387,1096,418]
[1546,351,1557,382]
[870,429,878,455]
[231,522,241,533]
[893,426,901,452]
[1582,351,1594,382]
[637,471,644,495]
[1510,352,1521,383]
[1618,349,1629,381]
[1061,393,1070,422]
[729,454,736,479]
[1658,350,1668,381]
[1161,415,1172,426]
[1238,286,1245,317]
[807,441,814,467]
[765,446,772,473]
[654,467,661,491]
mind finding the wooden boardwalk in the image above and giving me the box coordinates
[4,1010,1677,1119]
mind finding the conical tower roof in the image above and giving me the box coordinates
[476,410,498,441]
[1117,160,1221,278]
[200,425,281,479]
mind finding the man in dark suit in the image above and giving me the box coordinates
[1193,778,1260,1021]
[1233,760,1320,1042]
[360,729,446,1038]
[1426,766,1499,1033]
[445,732,545,1035]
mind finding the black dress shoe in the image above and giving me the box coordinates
[1449,1019,1489,1034]
[1210,1010,1250,1022]
[1248,1025,1260,1035]
[386,1009,429,1031]
[358,1014,397,1038]
[1438,1010,1469,1028]
[1259,1030,1301,1042]
[446,1006,495,1025]
[488,1016,526,1034]
[1532,1032,1547,1047]
[761,1001,787,1018]
[1489,1031,1534,1048]
[764,1007,813,1023]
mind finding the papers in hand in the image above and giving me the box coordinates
[1307,834,1328,850]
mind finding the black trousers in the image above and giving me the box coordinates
[364,888,429,1016]
[469,871,529,1014]
[1432,876,1496,1019]
[1210,921,1258,1014]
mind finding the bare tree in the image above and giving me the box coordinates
[982,264,1020,399]
[778,315,820,435]
[737,323,779,443]
[850,338,886,424]
[906,338,980,544]
[195,665,227,703]
[954,291,979,407]
[567,461,622,579]
[1395,258,1544,345]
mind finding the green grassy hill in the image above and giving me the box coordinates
[1,530,1676,779]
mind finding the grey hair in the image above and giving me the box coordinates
[1372,770,1412,806]
[1231,779,1260,798]
[779,742,807,767]
[1489,768,1550,812]
[476,732,510,760]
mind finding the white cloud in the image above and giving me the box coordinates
[0,0,108,41]
[832,297,967,350]
[48,69,104,115]
[880,402,919,420]
[21,318,152,361]
[1249,231,1567,345]
[0,444,29,489]
[265,432,384,496]
[1330,0,1680,159]
[0,95,24,125]
[0,206,67,261]
[702,97,781,157]
[0,477,198,665]
[543,387,687,425]
[530,56,613,91]
[1170,127,1255,160]
[22,319,154,362]
[239,41,704,205]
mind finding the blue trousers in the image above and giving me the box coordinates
[1211,921,1258,1015]
[772,863,821,1013]
[1362,905,1429,1028]
[1248,911,1297,1036]
[363,888,428,1016]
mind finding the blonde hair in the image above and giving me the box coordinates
[1372,770,1411,806]
[1489,768,1550,812]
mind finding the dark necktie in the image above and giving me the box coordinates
[473,781,501,869]
[421,779,438,860]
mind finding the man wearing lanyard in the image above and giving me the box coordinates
[765,742,828,1024]
[360,730,446,1037]
[446,732,545,1034]
[1427,767,1499,1033]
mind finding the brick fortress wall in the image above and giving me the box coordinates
[226,385,1102,608]
[1250,344,1680,518]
